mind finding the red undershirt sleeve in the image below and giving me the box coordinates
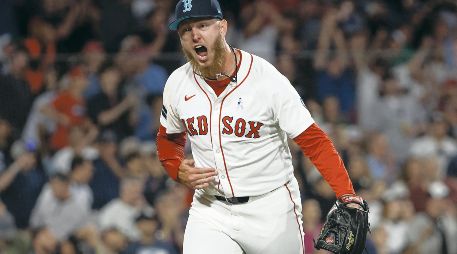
[156,125,186,181]
[293,123,355,198]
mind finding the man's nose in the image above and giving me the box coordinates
[191,28,201,42]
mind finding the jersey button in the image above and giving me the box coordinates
[220,175,226,179]
[216,149,221,153]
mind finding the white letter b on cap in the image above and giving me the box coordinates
[183,0,192,12]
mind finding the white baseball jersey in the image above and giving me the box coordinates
[160,49,314,198]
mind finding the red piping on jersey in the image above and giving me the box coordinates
[285,184,305,254]
[193,51,253,197]
[193,74,219,189]
[193,75,213,147]
[217,53,253,197]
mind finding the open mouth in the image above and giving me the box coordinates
[194,45,208,61]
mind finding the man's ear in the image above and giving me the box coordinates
[219,19,228,36]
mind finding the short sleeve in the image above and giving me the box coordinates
[273,75,314,138]
[160,78,186,134]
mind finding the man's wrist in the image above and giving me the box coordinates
[339,194,363,205]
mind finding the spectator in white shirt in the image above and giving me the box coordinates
[30,173,91,241]
[69,155,94,209]
[98,176,149,240]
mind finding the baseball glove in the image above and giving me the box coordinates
[314,195,369,254]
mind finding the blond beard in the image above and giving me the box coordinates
[182,34,226,79]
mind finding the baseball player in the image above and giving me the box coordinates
[157,0,364,253]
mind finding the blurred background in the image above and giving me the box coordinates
[0,0,457,253]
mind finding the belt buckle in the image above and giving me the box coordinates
[226,197,239,204]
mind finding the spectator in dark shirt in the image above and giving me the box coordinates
[0,48,33,135]
[125,211,177,254]
[135,8,180,74]
[98,0,136,52]
[0,117,13,168]
[314,8,356,121]
[0,0,19,37]
[89,131,124,210]
[0,141,46,229]
[87,62,136,140]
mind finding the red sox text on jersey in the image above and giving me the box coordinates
[182,115,264,138]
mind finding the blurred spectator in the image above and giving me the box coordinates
[297,0,322,50]
[0,117,13,167]
[22,67,59,147]
[0,1,457,253]
[275,12,301,56]
[30,172,91,241]
[276,54,312,100]
[87,61,136,140]
[401,157,430,213]
[237,1,284,63]
[35,0,99,53]
[405,182,457,254]
[314,6,355,121]
[302,199,322,254]
[371,75,425,161]
[0,1,19,37]
[0,48,33,134]
[154,189,186,253]
[115,35,144,80]
[0,141,46,229]
[379,193,411,253]
[134,53,168,98]
[82,40,107,99]
[98,0,136,52]
[31,227,59,254]
[98,227,128,254]
[371,225,388,254]
[351,32,389,130]
[142,142,169,206]
[134,8,180,74]
[130,0,155,23]
[69,155,94,209]
[41,66,90,151]
[365,132,397,183]
[90,130,124,210]
[346,154,373,192]
[410,112,457,179]
[305,176,335,217]
[135,93,162,141]
[98,177,148,241]
[124,151,146,178]
[50,124,98,175]
[0,199,17,250]
[23,17,57,95]
[125,210,177,254]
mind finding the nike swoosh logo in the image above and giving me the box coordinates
[185,94,196,101]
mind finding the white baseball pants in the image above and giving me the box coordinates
[183,178,304,254]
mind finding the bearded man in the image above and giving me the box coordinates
[156,0,365,253]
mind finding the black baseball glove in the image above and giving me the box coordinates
[314,195,369,254]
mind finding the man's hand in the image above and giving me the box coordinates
[339,194,364,210]
[178,159,217,189]
[315,194,369,254]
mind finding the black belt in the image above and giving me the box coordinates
[214,195,250,204]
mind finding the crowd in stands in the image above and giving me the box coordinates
[1,0,457,253]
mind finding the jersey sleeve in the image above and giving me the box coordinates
[293,123,355,197]
[272,75,314,138]
[156,125,186,181]
[160,76,186,134]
